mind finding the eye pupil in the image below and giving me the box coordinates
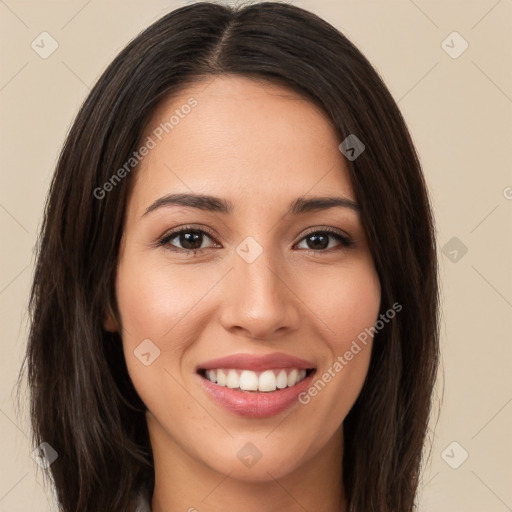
[307,233,329,250]
[181,231,203,250]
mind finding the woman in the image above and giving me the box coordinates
[20,2,439,511]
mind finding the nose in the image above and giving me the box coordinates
[218,245,301,341]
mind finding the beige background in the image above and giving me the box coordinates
[1,0,511,510]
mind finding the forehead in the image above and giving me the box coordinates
[130,75,355,215]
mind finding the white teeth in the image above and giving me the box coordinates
[215,369,226,386]
[258,370,277,392]
[276,369,288,389]
[287,368,298,387]
[203,368,310,392]
[206,369,217,383]
[226,369,239,388]
[239,370,259,391]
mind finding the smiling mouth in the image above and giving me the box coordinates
[197,367,316,393]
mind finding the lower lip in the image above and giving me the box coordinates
[197,370,316,418]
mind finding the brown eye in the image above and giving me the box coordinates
[296,229,354,252]
[158,226,219,253]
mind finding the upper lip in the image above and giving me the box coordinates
[196,352,316,372]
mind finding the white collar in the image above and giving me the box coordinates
[133,483,152,512]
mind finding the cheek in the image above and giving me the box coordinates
[302,259,381,346]
[114,254,214,343]
[295,260,380,413]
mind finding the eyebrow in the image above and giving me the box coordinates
[142,193,360,217]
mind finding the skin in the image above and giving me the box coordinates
[105,75,381,512]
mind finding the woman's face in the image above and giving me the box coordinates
[109,75,381,482]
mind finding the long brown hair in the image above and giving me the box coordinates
[18,2,439,511]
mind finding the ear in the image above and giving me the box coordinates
[103,303,119,332]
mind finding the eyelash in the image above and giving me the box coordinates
[156,225,355,256]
